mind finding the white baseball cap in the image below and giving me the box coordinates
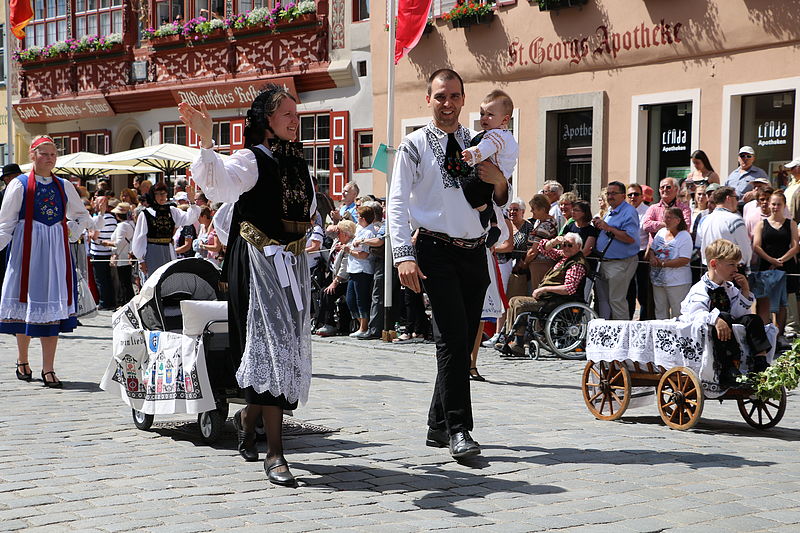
[738,146,755,155]
[785,159,800,169]
[173,191,189,202]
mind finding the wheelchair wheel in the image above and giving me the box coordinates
[544,302,596,359]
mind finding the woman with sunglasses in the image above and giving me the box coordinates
[687,149,720,186]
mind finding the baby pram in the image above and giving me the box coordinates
[100,258,240,444]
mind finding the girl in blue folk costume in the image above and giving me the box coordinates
[0,136,91,387]
[180,85,315,486]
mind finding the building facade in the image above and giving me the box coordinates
[371,0,800,203]
[12,0,373,197]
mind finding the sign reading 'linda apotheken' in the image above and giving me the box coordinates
[508,19,684,69]
[170,78,299,109]
[14,96,115,123]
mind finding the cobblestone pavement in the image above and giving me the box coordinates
[2,311,800,532]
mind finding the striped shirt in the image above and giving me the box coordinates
[90,213,117,256]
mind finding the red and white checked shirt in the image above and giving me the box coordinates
[538,240,587,295]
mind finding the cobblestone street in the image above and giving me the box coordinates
[2,311,800,532]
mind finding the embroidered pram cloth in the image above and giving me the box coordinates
[586,319,777,399]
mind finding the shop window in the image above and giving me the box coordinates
[83,132,109,154]
[211,121,231,154]
[0,144,7,165]
[646,101,693,188]
[52,135,71,156]
[556,110,593,201]
[300,113,332,195]
[740,90,795,187]
[353,0,369,21]
[354,130,373,171]
[162,123,188,145]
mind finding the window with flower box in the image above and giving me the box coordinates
[26,0,124,46]
[75,0,124,39]
[237,0,272,13]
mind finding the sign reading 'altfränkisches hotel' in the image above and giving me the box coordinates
[508,19,684,70]
[170,78,300,110]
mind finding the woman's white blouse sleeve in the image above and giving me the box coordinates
[131,213,148,261]
[190,148,258,204]
[65,182,91,242]
[0,179,23,251]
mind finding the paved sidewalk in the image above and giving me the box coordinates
[2,311,800,532]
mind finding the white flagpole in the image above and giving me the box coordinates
[4,12,14,163]
[382,0,397,341]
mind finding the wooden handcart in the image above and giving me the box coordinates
[582,319,787,430]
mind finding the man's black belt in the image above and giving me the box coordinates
[418,228,486,249]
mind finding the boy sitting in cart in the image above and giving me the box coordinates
[679,238,771,388]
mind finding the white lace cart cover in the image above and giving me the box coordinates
[586,319,777,399]
[99,301,216,415]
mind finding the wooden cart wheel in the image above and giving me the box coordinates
[737,387,787,430]
[582,360,631,421]
[657,366,704,430]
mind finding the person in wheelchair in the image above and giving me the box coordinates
[499,233,589,355]
[679,238,771,388]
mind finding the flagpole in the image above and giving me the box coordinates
[4,11,13,163]
[382,0,397,341]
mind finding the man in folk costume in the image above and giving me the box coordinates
[180,84,315,486]
[131,181,200,280]
[388,69,509,460]
[0,136,91,387]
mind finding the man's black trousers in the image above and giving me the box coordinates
[416,233,489,435]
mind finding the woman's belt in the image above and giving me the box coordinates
[418,228,486,249]
[147,237,172,244]
[239,221,305,256]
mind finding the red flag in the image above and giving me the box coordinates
[394,0,434,64]
[10,0,35,40]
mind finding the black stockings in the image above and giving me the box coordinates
[241,404,286,470]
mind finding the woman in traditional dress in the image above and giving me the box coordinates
[131,181,199,280]
[179,84,315,486]
[0,136,91,387]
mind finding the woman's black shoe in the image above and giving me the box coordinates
[469,367,486,382]
[15,362,32,381]
[264,456,296,487]
[233,410,258,462]
[41,371,62,388]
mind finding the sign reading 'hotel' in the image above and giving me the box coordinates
[508,19,684,69]
[14,96,115,123]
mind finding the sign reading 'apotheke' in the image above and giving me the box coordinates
[15,96,115,123]
[171,78,299,110]
[508,19,683,69]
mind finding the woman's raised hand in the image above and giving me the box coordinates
[178,102,213,148]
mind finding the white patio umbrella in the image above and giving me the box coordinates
[20,152,161,180]
[88,143,227,179]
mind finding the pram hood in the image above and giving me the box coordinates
[134,258,222,331]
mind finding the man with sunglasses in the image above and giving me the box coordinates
[641,178,692,241]
[593,181,640,320]
[725,146,769,207]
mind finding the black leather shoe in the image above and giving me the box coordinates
[425,427,449,448]
[264,456,296,487]
[233,410,258,462]
[718,367,743,389]
[449,431,481,459]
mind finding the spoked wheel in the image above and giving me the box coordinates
[132,409,154,431]
[657,366,704,430]
[545,303,596,360]
[582,360,631,420]
[737,387,787,429]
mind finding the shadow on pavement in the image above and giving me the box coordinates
[291,459,565,517]
[480,444,776,470]
[313,373,427,384]
[488,380,581,390]
[618,414,800,441]
[62,380,104,392]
